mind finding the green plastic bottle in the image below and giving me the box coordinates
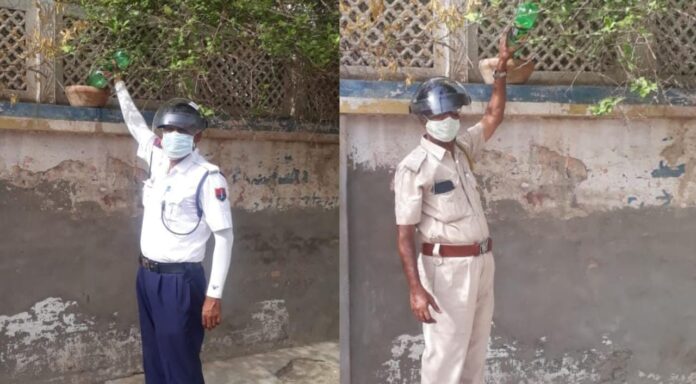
[87,70,109,89]
[101,50,131,71]
[113,50,131,70]
[509,2,540,45]
[86,50,130,89]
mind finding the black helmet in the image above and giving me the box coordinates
[409,77,471,118]
[152,98,208,133]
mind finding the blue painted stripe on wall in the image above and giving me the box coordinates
[340,79,696,106]
[0,102,156,124]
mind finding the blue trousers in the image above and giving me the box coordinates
[136,264,206,384]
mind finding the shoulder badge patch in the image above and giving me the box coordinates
[215,187,227,201]
[215,188,227,201]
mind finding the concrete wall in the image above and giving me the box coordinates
[343,110,696,383]
[0,113,338,383]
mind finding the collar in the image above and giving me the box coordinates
[420,135,447,161]
[168,150,199,175]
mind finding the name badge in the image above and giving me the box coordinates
[433,180,455,194]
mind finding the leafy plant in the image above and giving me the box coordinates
[54,0,338,121]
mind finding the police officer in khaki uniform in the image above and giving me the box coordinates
[394,33,513,384]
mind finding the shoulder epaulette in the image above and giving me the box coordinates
[198,162,220,175]
[402,147,427,173]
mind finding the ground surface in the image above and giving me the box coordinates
[105,342,339,384]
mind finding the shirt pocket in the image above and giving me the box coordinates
[425,178,473,223]
[163,188,200,225]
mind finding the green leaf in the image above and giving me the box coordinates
[590,97,625,116]
[630,77,658,98]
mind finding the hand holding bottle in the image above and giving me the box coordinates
[508,2,540,47]
[87,50,131,88]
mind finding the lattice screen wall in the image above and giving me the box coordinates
[340,0,436,71]
[199,41,288,118]
[0,3,336,126]
[57,12,329,121]
[340,0,696,85]
[0,5,27,92]
[653,0,696,81]
[297,71,339,123]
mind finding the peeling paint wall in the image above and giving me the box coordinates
[0,124,338,383]
[343,113,696,383]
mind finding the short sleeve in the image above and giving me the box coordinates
[458,122,485,160]
[394,165,423,225]
[201,172,233,232]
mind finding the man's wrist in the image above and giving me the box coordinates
[408,280,424,292]
[497,56,509,70]
[493,69,508,80]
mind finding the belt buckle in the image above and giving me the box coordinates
[479,239,489,255]
[433,243,444,266]
[143,257,158,272]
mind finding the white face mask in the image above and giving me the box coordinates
[161,131,194,159]
[425,117,460,142]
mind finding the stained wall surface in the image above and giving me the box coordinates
[0,113,339,383]
[344,112,696,384]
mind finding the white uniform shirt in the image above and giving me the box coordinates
[115,81,233,298]
[139,137,233,263]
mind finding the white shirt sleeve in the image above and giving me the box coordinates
[206,228,233,298]
[114,81,156,162]
[201,172,233,232]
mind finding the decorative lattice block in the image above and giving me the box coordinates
[199,40,287,117]
[340,0,434,68]
[0,7,27,91]
[654,0,696,78]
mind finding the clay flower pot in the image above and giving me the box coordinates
[479,57,535,84]
[65,85,110,108]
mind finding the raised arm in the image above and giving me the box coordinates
[480,31,514,141]
[114,80,155,146]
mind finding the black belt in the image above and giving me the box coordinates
[139,254,200,274]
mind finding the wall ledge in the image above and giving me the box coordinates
[340,80,696,118]
[0,102,338,144]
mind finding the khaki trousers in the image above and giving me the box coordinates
[417,252,495,384]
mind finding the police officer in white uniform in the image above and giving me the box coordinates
[114,76,233,384]
[394,33,513,384]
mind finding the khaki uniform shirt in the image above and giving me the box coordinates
[394,122,489,244]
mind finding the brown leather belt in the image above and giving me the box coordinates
[422,238,492,257]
